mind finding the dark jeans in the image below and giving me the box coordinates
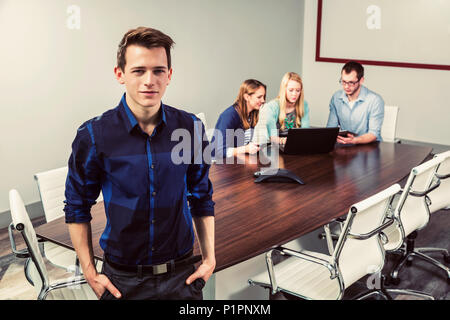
[100,259,205,300]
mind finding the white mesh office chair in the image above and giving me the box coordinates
[383,155,450,285]
[249,184,432,300]
[381,105,400,143]
[34,166,103,272]
[252,105,271,145]
[195,112,213,142]
[428,150,450,212]
[9,189,97,300]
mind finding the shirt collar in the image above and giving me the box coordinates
[119,93,167,134]
[339,85,368,103]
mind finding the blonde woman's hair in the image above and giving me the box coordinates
[234,79,266,130]
[277,72,305,130]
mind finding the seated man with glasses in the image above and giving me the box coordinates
[327,61,384,145]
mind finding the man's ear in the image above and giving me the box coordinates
[167,68,173,85]
[114,66,125,84]
[359,76,365,85]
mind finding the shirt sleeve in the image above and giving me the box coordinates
[188,118,215,217]
[254,100,279,143]
[301,101,310,128]
[64,121,102,224]
[367,95,385,141]
[212,107,239,158]
[326,96,339,128]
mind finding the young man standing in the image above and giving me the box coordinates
[327,61,384,145]
[64,27,215,300]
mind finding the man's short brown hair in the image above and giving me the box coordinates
[117,27,175,71]
[342,61,364,80]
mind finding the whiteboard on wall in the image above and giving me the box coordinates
[315,0,450,70]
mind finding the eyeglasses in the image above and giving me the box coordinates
[339,79,360,87]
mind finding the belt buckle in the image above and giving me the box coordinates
[152,263,168,275]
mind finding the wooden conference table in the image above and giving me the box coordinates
[35,142,431,272]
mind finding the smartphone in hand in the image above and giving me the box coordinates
[338,130,356,137]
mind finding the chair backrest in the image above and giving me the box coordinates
[195,112,213,142]
[34,167,68,222]
[196,112,207,129]
[428,150,450,213]
[381,105,399,142]
[9,189,49,298]
[35,166,103,222]
[332,184,400,288]
[384,156,444,251]
[252,105,271,145]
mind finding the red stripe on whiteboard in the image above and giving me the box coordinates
[315,0,450,71]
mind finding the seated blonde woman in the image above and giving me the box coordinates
[254,72,309,145]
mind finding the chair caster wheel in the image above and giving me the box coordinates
[444,255,450,264]
[406,259,413,267]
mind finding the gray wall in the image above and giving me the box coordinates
[2,0,449,218]
[0,0,305,213]
[301,0,450,145]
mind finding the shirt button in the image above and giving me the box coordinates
[151,164,155,169]
[152,247,155,251]
[151,219,156,224]
[152,191,156,196]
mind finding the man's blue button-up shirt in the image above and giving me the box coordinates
[326,85,384,141]
[64,94,214,265]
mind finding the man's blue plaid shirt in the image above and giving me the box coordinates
[64,94,214,265]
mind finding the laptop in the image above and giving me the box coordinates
[278,127,339,154]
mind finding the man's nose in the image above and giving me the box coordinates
[144,72,154,86]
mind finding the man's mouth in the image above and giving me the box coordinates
[141,91,158,96]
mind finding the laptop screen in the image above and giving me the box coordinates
[281,127,339,155]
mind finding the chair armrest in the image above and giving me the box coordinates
[265,246,337,294]
[41,275,91,299]
[8,223,29,258]
[276,247,336,277]
[50,275,88,290]
[409,180,441,197]
[323,224,335,255]
[347,217,395,240]
[436,172,450,180]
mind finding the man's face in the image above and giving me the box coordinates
[115,45,172,110]
[340,70,363,97]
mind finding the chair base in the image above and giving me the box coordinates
[386,232,450,285]
[353,275,434,300]
[355,288,435,300]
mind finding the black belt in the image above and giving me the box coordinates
[104,250,202,275]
